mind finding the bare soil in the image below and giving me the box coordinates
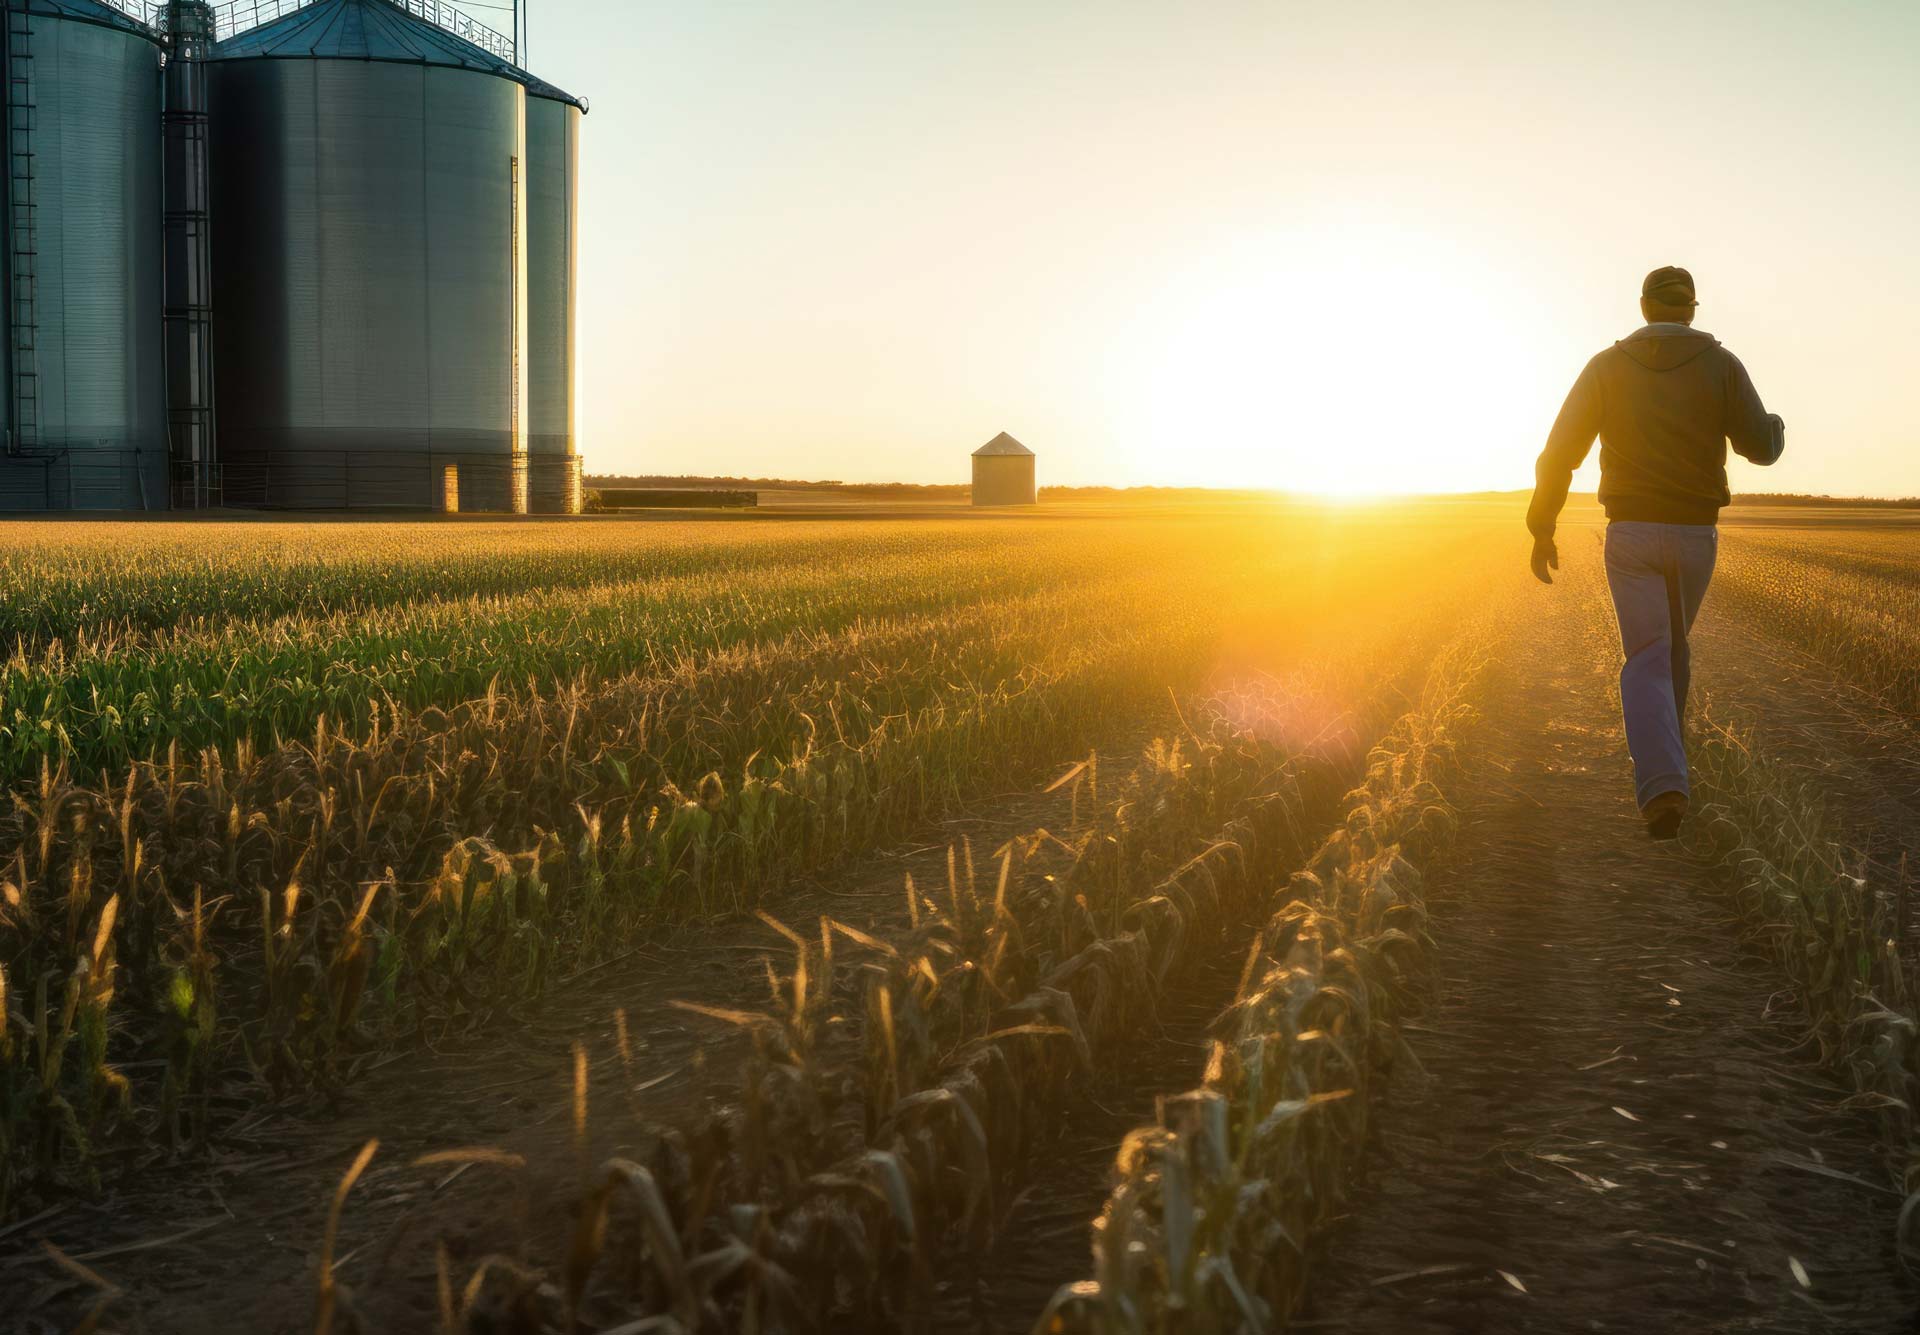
[1302,595,1915,1332]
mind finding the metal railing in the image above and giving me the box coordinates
[95,0,153,25]
[123,0,516,64]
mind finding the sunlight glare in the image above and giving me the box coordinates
[1141,223,1552,496]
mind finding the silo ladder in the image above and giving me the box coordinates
[4,1,40,457]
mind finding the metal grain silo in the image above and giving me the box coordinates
[971,431,1036,506]
[0,0,166,512]
[205,0,530,511]
[525,79,584,514]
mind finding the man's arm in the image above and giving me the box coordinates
[1725,352,1784,465]
[1527,359,1603,541]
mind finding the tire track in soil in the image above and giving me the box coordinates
[1303,588,1915,1332]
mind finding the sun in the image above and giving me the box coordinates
[1136,222,1557,496]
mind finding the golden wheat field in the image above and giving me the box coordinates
[1,497,1918,1333]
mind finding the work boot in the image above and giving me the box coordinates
[1642,790,1687,841]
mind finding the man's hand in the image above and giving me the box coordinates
[1530,535,1559,585]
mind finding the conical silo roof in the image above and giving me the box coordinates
[212,0,511,69]
[211,0,586,109]
[973,432,1033,457]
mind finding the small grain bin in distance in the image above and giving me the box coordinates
[0,0,166,512]
[525,77,586,514]
[971,431,1036,506]
[204,0,530,511]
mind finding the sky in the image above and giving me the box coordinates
[516,0,1920,495]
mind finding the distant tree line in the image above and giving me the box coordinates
[583,477,1920,509]
[585,474,1279,502]
[587,474,966,499]
[1726,492,1920,507]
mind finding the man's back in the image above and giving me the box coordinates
[1526,324,1784,538]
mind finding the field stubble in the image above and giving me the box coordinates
[7,503,1920,1333]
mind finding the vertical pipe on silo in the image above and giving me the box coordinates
[510,133,529,514]
[526,93,580,512]
[163,0,216,508]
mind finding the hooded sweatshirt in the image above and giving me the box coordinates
[1527,324,1784,537]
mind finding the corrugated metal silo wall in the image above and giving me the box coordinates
[0,13,166,512]
[971,456,1036,506]
[206,59,528,510]
[526,96,579,514]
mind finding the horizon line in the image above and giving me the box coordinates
[581,475,1920,505]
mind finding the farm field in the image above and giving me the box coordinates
[1,497,1917,1332]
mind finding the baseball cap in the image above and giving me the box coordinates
[1642,266,1698,307]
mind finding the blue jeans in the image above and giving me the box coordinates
[1602,521,1718,808]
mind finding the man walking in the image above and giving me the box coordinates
[1527,267,1784,839]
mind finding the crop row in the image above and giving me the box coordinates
[1037,636,1481,1331]
[0,523,1507,1220]
[1712,530,1920,718]
[0,516,1493,788]
[1689,718,1920,1240]
[323,701,1354,1332]
[302,611,1496,1332]
[0,519,1017,647]
[0,526,1197,785]
[0,577,1207,1215]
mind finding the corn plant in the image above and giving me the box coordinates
[1690,715,1920,1250]
[1034,637,1484,1333]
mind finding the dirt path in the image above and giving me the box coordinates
[0,748,1138,1333]
[1303,575,1915,1331]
